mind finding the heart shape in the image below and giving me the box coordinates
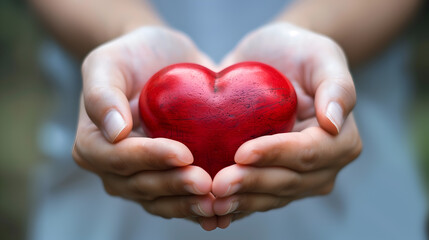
[139,62,297,177]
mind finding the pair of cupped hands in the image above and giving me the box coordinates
[72,22,362,231]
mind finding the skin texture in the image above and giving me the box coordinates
[139,62,297,178]
[30,0,420,232]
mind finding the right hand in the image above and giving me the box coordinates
[72,26,218,231]
[211,22,361,228]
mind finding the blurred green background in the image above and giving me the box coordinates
[0,1,428,239]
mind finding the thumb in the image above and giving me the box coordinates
[314,73,356,135]
[309,44,356,135]
[82,55,133,143]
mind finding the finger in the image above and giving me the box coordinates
[309,42,356,134]
[198,216,218,231]
[82,50,133,143]
[74,102,193,176]
[74,112,193,177]
[75,136,193,176]
[140,194,215,219]
[217,215,232,229]
[101,166,212,200]
[213,193,292,216]
[212,165,336,197]
[234,115,361,172]
[185,216,218,231]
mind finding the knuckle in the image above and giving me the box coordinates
[262,134,288,165]
[141,202,166,218]
[235,197,248,213]
[351,137,363,160]
[137,139,163,170]
[102,181,119,197]
[318,182,335,196]
[140,195,156,201]
[159,214,172,219]
[130,177,155,201]
[343,133,363,166]
[139,193,156,202]
[242,169,259,192]
[72,142,83,164]
[85,86,108,109]
[108,156,133,176]
[255,197,285,213]
[298,142,318,171]
[165,177,181,195]
[72,140,90,170]
[258,205,272,213]
[278,172,302,196]
[273,198,289,210]
[339,80,357,107]
[140,203,152,214]
[150,203,173,219]
[322,76,356,109]
[178,198,194,217]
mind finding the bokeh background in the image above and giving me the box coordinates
[0,0,428,239]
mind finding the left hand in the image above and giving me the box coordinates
[211,23,362,229]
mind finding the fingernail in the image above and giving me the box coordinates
[191,203,209,217]
[103,110,126,142]
[184,184,205,195]
[225,201,239,215]
[223,183,241,197]
[326,102,343,133]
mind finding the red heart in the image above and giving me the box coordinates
[139,62,297,177]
